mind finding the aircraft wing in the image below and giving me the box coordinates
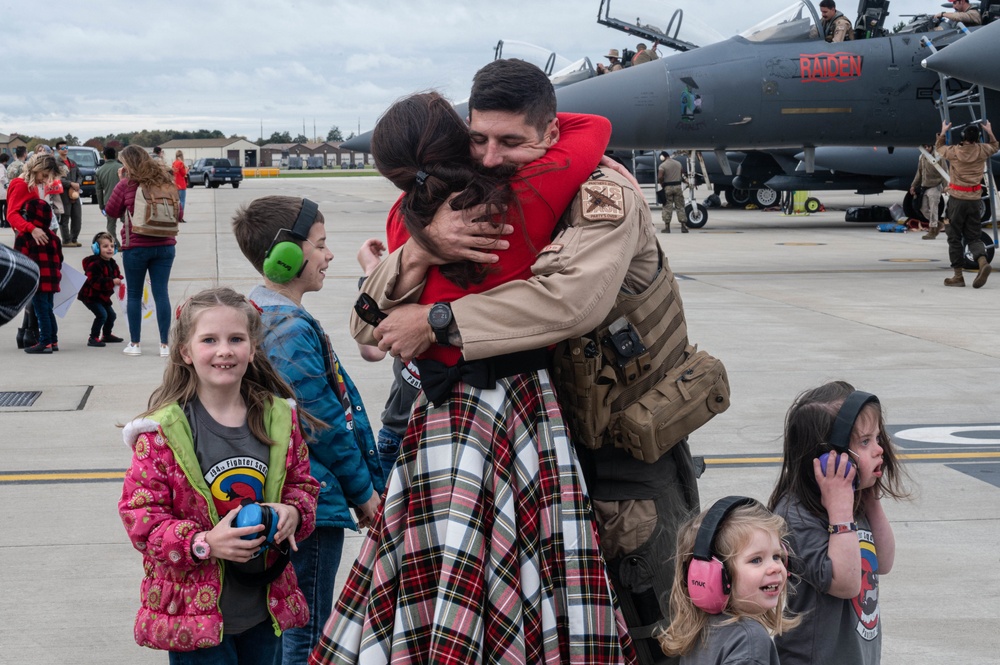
[922,23,1000,91]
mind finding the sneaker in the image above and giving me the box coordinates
[102,333,124,343]
[123,343,141,356]
[160,345,170,358]
[88,336,106,347]
[51,343,59,352]
[24,342,53,354]
[64,241,82,248]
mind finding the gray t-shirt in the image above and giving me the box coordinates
[185,399,270,635]
[681,615,780,665]
[773,495,881,665]
[379,358,421,436]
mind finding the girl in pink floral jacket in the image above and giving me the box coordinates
[119,287,319,661]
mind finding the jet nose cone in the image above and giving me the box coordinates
[555,62,671,150]
[922,23,1000,90]
[341,132,372,153]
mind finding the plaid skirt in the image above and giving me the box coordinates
[310,370,636,665]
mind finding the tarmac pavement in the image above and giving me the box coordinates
[1,177,997,664]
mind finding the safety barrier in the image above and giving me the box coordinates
[242,167,280,178]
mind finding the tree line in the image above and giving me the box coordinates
[14,126,355,152]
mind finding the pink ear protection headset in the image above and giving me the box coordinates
[687,496,761,614]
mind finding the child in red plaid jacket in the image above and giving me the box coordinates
[13,197,62,354]
[79,231,124,347]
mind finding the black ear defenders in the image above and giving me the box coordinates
[262,198,319,284]
[819,390,879,490]
[687,496,761,614]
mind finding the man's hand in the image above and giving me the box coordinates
[357,238,385,275]
[599,155,642,191]
[942,121,952,134]
[373,303,435,363]
[420,195,512,265]
[983,120,993,136]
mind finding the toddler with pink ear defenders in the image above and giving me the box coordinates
[768,381,909,665]
[658,497,799,663]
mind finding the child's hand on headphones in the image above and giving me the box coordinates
[814,453,856,521]
[263,502,301,552]
[208,505,266,563]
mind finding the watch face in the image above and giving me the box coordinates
[429,304,451,328]
[193,539,210,560]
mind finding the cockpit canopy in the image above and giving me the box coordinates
[740,1,823,43]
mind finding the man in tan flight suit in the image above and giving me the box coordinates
[819,0,855,42]
[353,62,701,665]
[936,120,997,288]
[657,151,687,233]
[597,48,624,75]
[632,43,658,65]
[910,146,946,240]
[935,0,982,25]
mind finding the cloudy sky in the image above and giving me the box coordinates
[1,0,938,143]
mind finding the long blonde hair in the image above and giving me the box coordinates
[119,144,173,188]
[19,154,61,184]
[658,503,800,657]
[138,287,323,444]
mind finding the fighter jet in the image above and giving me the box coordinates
[922,19,1000,90]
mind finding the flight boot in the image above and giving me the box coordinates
[973,256,992,289]
[680,221,689,233]
[944,268,965,287]
[922,225,940,240]
[661,221,671,233]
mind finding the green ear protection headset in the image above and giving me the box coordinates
[262,198,319,284]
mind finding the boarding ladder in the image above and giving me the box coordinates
[921,24,999,257]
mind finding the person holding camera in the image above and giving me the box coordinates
[119,287,319,662]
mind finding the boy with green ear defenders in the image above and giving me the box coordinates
[232,196,384,664]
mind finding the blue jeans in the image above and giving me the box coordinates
[167,618,279,665]
[122,244,175,344]
[280,526,344,665]
[83,300,117,339]
[179,188,187,218]
[377,426,403,486]
[32,292,56,345]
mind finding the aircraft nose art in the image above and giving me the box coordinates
[555,61,671,149]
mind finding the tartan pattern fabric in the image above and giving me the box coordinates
[14,199,62,294]
[310,370,636,665]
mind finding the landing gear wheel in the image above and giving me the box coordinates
[962,230,996,271]
[726,188,752,207]
[804,197,821,213]
[685,203,708,228]
[902,190,945,224]
[754,187,778,207]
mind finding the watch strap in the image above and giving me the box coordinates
[827,521,858,535]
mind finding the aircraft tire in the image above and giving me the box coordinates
[727,188,752,207]
[962,231,995,271]
[902,190,945,224]
[805,197,821,213]
[685,203,708,228]
[754,187,778,208]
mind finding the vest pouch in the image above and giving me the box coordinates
[552,338,617,449]
[614,346,730,463]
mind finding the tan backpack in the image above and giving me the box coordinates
[125,181,180,246]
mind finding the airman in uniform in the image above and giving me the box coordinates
[657,151,688,233]
[935,0,982,25]
[597,48,624,75]
[819,0,855,42]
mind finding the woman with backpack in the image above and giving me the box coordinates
[105,145,179,358]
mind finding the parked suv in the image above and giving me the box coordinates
[66,146,102,204]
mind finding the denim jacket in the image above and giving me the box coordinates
[249,285,382,529]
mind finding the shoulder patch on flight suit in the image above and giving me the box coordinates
[580,180,626,222]
[539,243,563,255]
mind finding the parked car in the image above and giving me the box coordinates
[187,158,243,188]
[66,146,102,204]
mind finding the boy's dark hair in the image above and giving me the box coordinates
[469,59,557,135]
[962,124,982,144]
[15,146,27,159]
[0,154,8,164]
[55,140,67,150]
[232,196,322,275]
[104,146,117,159]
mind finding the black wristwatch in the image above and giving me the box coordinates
[427,302,453,345]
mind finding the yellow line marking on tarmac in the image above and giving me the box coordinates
[4,452,999,483]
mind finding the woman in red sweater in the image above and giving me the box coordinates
[312,85,637,663]
[7,154,63,354]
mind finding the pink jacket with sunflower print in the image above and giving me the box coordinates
[119,397,319,652]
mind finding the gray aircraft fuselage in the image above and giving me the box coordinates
[556,29,994,151]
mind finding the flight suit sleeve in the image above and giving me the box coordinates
[452,177,647,361]
[348,246,425,346]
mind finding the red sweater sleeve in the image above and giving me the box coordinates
[5,179,38,234]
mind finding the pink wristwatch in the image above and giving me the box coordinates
[192,532,212,560]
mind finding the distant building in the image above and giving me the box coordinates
[158,138,260,167]
[260,141,369,169]
[0,132,29,157]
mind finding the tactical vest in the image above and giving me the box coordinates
[551,241,730,463]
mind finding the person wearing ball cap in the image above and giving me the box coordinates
[768,381,910,665]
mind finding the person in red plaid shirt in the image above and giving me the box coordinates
[79,231,124,347]
[7,154,63,354]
